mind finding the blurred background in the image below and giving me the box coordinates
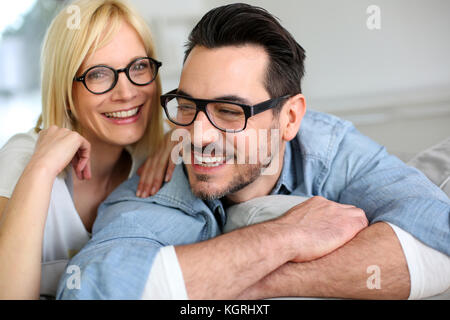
[0,0,449,161]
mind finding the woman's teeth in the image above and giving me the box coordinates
[104,106,139,119]
[194,154,225,167]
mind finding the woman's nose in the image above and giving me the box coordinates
[111,72,137,101]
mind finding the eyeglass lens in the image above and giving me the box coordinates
[164,96,246,131]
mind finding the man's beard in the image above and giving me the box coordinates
[188,120,280,201]
[192,163,265,201]
[191,146,277,201]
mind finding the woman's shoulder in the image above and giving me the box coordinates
[0,129,39,198]
[0,129,38,152]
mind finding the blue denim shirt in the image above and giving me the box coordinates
[57,109,450,299]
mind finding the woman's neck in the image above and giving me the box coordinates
[70,137,131,233]
[89,140,126,182]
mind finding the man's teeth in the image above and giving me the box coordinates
[194,154,225,167]
[104,107,139,119]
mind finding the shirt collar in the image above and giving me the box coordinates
[270,141,296,195]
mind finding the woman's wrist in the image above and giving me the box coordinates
[23,158,60,182]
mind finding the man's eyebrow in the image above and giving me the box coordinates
[176,89,193,97]
[215,95,251,105]
[176,89,251,105]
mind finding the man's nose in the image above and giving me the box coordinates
[191,110,221,148]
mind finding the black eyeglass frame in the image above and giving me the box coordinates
[160,89,292,133]
[74,57,162,95]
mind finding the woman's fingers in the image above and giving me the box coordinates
[137,158,155,197]
[164,160,176,183]
[137,156,164,198]
[136,165,144,176]
[33,126,92,180]
[136,130,178,198]
[70,135,91,180]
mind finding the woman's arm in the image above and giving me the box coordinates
[0,126,91,299]
[0,166,55,299]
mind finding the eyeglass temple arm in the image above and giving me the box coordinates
[250,95,291,116]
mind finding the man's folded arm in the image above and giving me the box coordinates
[238,222,410,299]
[57,237,164,299]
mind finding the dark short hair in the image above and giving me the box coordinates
[184,3,306,112]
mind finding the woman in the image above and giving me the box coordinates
[0,0,174,299]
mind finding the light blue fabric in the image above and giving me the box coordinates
[57,109,450,299]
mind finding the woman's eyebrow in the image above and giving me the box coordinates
[82,55,148,70]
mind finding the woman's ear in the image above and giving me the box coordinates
[280,93,306,142]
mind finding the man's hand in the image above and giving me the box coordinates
[275,196,368,262]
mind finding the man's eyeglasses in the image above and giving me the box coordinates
[160,89,291,132]
[74,57,162,95]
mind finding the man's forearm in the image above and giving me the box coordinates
[176,220,295,299]
[238,222,410,300]
[177,196,369,299]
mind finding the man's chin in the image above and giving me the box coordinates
[189,171,262,201]
[193,190,223,201]
[188,175,227,200]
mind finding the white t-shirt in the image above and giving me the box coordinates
[0,129,142,298]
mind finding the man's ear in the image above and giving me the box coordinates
[280,93,306,142]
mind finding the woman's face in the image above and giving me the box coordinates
[73,21,155,148]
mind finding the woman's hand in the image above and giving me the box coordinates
[136,130,178,198]
[29,126,91,180]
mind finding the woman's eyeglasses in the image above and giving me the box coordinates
[74,57,162,95]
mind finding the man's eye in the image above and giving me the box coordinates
[178,105,196,111]
[218,108,242,115]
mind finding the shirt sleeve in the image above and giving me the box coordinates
[325,125,450,256]
[57,235,164,299]
[0,131,37,198]
[141,246,188,299]
[388,223,450,300]
[56,173,207,300]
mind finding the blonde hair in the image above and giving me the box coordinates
[37,0,164,159]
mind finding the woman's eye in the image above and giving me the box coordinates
[132,62,149,71]
[87,70,107,80]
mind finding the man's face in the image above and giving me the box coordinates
[178,45,283,201]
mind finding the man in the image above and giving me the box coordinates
[57,4,450,300]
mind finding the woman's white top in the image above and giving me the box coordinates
[0,129,142,298]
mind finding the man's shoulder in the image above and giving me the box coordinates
[294,109,354,162]
[101,165,196,209]
[93,165,214,239]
